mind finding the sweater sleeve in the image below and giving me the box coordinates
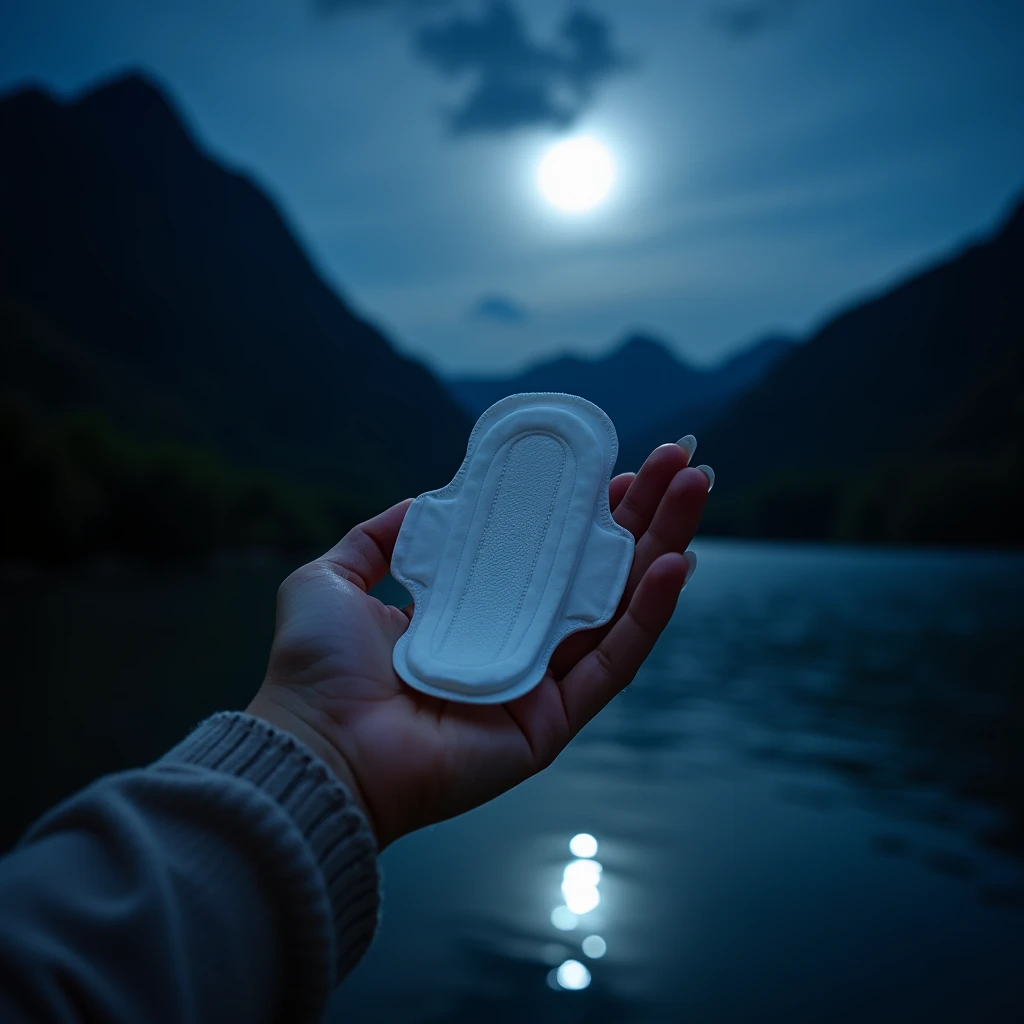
[0,712,380,1024]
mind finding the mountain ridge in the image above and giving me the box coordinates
[446,331,795,465]
[693,190,1024,544]
[1,71,1020,555]
[702,192,1024,490]
[0,71,471,505]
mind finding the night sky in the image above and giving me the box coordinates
[3,0,1023,373]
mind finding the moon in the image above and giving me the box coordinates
[537,137,616,214]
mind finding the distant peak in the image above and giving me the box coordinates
[609,333,695,370]
[1003,190,1024,237]
[73,70,192,146]
[0,72,184,134]
[748,332,797,355]
[0,81,60,117]
[76,69,168,107]
[1,82,53,105]
[616,332,672,356]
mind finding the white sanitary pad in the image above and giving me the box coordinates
[391,393,635,704]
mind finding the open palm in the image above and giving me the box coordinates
[249,443,709,848]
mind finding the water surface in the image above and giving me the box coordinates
[2,541,1022,1021]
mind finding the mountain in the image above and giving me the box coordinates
[446,332,794,468]
[697,195,1024,545]
[0,72,470,516]
[844,339,1024,546]
[3,73,1019,558]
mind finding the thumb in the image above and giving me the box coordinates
[380,601,415,648]
[321,498,413,591]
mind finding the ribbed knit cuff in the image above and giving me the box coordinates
[162,713,380,986]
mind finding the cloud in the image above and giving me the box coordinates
[472,294,529,325]
[415,3,628,134]
[710,0,801,39]
[318,0,629,133]
[320,0,628,134]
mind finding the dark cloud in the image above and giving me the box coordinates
[472,294,529,325]
[318,0,629,134]
[710,0,801,39]
[416,3,627,134]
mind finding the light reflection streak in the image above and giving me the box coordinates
[550,905,579,930]
[546,833,608,991]
[562,856,602,914]
[569,833,599,858]
[555,958,592,990]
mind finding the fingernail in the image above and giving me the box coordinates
[675,435,697,461]
[695,464,715,492]
[683,550,697,586]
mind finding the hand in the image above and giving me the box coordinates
[248,443,710,848]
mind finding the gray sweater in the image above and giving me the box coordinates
[0,713,380,1023]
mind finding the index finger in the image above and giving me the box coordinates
[557,551,692,733]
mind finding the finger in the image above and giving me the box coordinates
[549,460,707,681]
[559,552,691,733]
[613,443,692,541]
[321,498,413,591]
[621,467,709,599]
[609,472,635,512]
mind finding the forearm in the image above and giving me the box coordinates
[0,714,379,1024]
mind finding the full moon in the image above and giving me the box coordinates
[537,137,616,214]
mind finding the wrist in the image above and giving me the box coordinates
[247,685,380,845]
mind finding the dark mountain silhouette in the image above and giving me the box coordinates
[2,72,1019,557]
[696,195,1024,545]
[0,72,470,517]
[843,338,1024,546]
[446,332,794,467]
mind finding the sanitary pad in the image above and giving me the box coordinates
[391,393,635,704]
